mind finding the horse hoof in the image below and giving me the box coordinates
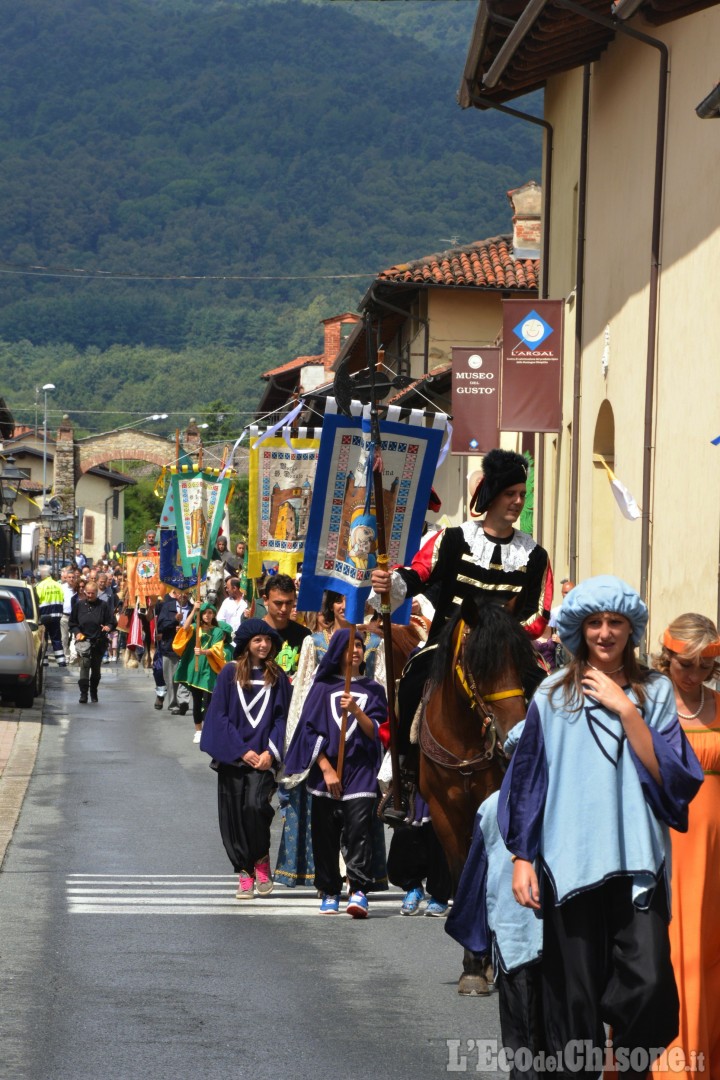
[457,973,490,996]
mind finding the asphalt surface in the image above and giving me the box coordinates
[0,664,504,1080]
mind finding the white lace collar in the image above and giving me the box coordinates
[460,520,536,572]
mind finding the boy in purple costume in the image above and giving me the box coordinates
[283,629,387,917]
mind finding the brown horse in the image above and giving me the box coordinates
[418,594,542,995]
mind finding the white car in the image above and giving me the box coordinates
[0,588,42,708]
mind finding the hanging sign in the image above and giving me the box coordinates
[451,346,500,454]
[500,299,563,432]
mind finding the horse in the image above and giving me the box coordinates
[418,593,543,995]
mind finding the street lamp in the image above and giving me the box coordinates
[112,413,169,433]
[41,383,56,510]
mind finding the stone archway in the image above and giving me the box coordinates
[52,415,202,525]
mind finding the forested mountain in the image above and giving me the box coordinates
[0,0,541,435]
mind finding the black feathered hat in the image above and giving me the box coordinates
[469,449,528,517]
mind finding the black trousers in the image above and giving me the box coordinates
[190,686,211,727]
[311,794,374,896]
[496,963,544,1080]
[386,820,452,903]
[217,764,276,873]
[78,644,105,695]
[540,874,678,1077]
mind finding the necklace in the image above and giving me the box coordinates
[587,661,625,675]
[676,685,705,721]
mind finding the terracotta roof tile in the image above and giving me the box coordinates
[377,235,537,291]
[262,353,328,379]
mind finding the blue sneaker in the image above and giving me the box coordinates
[319,894,340,914]
[346,891,369,919]
[425,897,450,917]
[400,886,424,915]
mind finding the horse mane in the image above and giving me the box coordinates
[430,598,539,693]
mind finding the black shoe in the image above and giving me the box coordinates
[177,703,189,716]
[79,695,88,704]
[90,693,98,703]
[168,706,180,715]
[154,697,164,710]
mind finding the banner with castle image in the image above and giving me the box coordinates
[247,435,321,580]
[298,401,446,624]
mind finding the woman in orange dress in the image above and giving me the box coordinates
[652,613,720,1078]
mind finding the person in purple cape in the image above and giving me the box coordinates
[200,618,291,900]
[283,628,387,918]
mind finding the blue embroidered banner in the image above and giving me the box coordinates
[298,402,445,624]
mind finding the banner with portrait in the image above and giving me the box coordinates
[247,433,320,581]
[170,467,232,577]
[298,401,446,624]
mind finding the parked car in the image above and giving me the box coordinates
[0,577,47,694]
[0,588,42,708]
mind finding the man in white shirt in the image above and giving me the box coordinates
[215,578,247,634]
[60,566,79,664]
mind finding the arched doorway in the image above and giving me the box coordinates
[591,400,615,576]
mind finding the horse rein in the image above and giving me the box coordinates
[419,619,523,779]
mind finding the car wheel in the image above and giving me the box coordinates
[15,686,35,709]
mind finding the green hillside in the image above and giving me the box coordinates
[0,0,541,436]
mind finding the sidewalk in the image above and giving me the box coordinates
[0,693,44,869]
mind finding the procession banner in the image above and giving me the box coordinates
[170,467,232,576]
[451,346,500,454]
[500,299,563,432]
[159,529,198,590]
[125,553,161,604]
[247,434,320,581]
[298,401,446,624]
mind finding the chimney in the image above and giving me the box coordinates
[322,313,360,365]
[507,180,542,260]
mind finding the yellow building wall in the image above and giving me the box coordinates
[540,8,720,644]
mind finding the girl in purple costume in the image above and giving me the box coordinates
[200,618,291,899]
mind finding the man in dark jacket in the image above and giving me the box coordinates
[69,581,116,704]
[155,588,192,714]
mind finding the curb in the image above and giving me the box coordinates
[0,695,44,870]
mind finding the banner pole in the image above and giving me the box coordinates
[335,626,356,783]
[194,559,202,672]
[367,326,404,821]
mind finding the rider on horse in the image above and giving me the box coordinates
[370,448,554,756]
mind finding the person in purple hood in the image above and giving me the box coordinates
[200,618,291,900]
[283,629,387,918]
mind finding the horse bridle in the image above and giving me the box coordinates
[419,619,524,778]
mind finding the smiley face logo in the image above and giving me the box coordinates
[513,310,554,350]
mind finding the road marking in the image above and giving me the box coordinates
[66,875,405,917]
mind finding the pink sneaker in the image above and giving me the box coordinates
[236,871,254,899]
[254,856,274,896]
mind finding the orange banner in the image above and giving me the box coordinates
[125,553,161,604]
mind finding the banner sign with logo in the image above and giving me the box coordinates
[247,433,321,581]
[298,400,446,624]
[500,300,563,432]
[451,346,500,454]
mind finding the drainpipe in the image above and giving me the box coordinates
[468,93,553,546]
[368,287,429,376]
[555,0,669,617]
[568,65,591,584]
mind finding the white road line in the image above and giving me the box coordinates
[65,876,404,916]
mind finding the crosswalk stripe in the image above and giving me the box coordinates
[65,875,405,916]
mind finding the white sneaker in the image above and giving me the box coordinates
[193,730,202,744]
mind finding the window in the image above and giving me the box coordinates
[83,514,95,543]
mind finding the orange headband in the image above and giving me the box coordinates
[662,629,720,658]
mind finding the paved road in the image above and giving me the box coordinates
[0,664,503,1080]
